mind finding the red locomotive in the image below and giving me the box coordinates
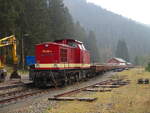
[29,39,91,86]
[29,39,132,87]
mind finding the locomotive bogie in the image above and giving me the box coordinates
[30,69,91,87]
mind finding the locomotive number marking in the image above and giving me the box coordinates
[42,50,52,53]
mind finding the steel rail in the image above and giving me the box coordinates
[54,79,116,97]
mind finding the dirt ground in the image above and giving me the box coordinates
[47,68,150,113]
[0,72,115,113]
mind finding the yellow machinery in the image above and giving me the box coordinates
[0,35,20,82]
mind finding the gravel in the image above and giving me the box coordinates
[0,72,116,113]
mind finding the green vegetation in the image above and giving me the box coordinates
[134,56,150,66]
[0,0,100,66]
[1,0,150,65]
[47,68,150,113]
[64,0,150,62]
[87,31,100,62]
[145,62,150,72]
[115,40,130,61]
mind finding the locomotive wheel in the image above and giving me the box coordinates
[67,76,72,85]
[59,80,66,87]
[34,79,40,87]
[63,76,68,86]
[75,74,79,82]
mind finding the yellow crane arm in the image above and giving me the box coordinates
[0,35,18,65]
[0,35,20,79]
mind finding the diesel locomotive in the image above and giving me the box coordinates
[29,39,91,86]
[28,39,130,87]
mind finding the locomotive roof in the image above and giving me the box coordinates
[54,39,83,44]
[36,39,83,47]
[36,42,69,47]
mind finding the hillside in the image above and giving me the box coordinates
[64,0,150,62]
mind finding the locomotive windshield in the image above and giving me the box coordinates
[68,41,78,48]
[67,41,87,50]
[78,44,86,50]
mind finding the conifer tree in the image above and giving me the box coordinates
[116,40,130,61]
[0,0,94,66]
[47,0,74,40]
[87,31,100,63]
[74,21,87,43]
[0,0,23,37]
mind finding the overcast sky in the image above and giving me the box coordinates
[87,0,150,25]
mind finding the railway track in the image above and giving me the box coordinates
[54,79,114,97]
[0,84,24,91]
[0,86,57,108]
[0,81,33,92]
[0,80,21,85]
[0,78,129,108]
[49,79,129,101]
[0,88,43,107]
[54,79,123,97]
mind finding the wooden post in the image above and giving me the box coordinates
[22,36,25,70]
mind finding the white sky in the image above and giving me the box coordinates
[87,0,150,25]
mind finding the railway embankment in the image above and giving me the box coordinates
[47,68,150,113]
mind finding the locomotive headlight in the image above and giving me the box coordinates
[45,44,49,48]
[35,63,39,68]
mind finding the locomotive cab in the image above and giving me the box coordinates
[54,39,90,68]
[55,39,85,49]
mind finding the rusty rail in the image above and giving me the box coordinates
[54,79,115,97]
[0,82,31,90]
[0,87,56,107]
[0,79,128,107]
[0,90,42,105]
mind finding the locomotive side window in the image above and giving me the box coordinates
[60,49,67,62]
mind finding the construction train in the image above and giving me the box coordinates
[27,39,132,87]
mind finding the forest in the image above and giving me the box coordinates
[0,0,149,66]
[64,0,150,64]
[0,0,100,65]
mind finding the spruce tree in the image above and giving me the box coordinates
[18,0,49,55]
[0,0,90,66]
[47,0,74,40]
[116,40,130,61]
[87,31,100,63]
[73,21,87,43]
[0,0,23,37]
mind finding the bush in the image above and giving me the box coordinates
[145,62,150,72]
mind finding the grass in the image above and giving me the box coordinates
[46,68,150,113]
[5,66,29,76]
